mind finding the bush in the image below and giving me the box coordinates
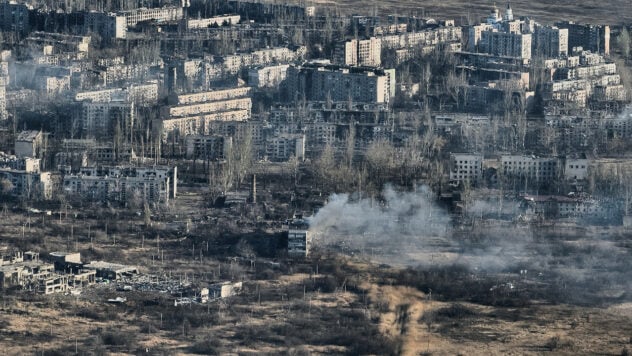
[101,330,133,347]
[189,339,221,355]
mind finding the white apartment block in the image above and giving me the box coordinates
[187,14,240,29]
[167,98,252,118]
[266,134,305,162]
[501,155,558,182]
[337,37,381,67]
[160,87,252,142]
[160,109,250,142]
[480,31,532,60]
[220,46,306,75]
[62,165,177,204]
[305,122,336,148]
[103,64,150,85]
[381,26,462,51]
[248,65,290,88]
[0,169,52,200]
[36,75,70,96]
[173,87,251,105]
[25,32,91,54]
[75,82,158,104]
[119,7,183,27]
[449,153,483,185]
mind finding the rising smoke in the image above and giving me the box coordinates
[308,185,632,302]
[308,185,449,241]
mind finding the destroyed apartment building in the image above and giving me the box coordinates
[0,250,92,294]
[0,249,140,294]
[286,215,312,258]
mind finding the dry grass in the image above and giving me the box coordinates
[367,283,632,355]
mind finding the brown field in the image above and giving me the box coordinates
[1,183,631,354]
[311,0,632,25]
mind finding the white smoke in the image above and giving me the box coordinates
[308,185,449,240]
[307,185,535,269]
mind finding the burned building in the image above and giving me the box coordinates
[83,261,139,280]
[286,216,311,258]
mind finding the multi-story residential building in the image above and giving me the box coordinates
[335,37,381,67]
[159,88,252,142]
[287,63,395,104]
[593,85,626,102]
[467,23,494,52]
[0,59,7,121]
[218,46,306,75]
[54,139,134,168]
[564,155,589,181]
[248,65,290,88]
[186,14,240,29]
[480,30,532,60]
[265,134,305,162]
[0,152,40,172]
[101,64,151,85]
[62,165,177,204]
[75,81,159,104]
[81,100,134,140]
[0,1,30,34]
[0,166,52,200]
[84,11,127,40]
[25,32,91,55]
[533,25,568,58]
[185,135,232,160]
[556,21,610,55]
[118,6,183,27]
[500,155,559,183]
[286,217,311,257]
[449,153,483,186]
[15,130,44,159]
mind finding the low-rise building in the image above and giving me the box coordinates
[83,261,139,280]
